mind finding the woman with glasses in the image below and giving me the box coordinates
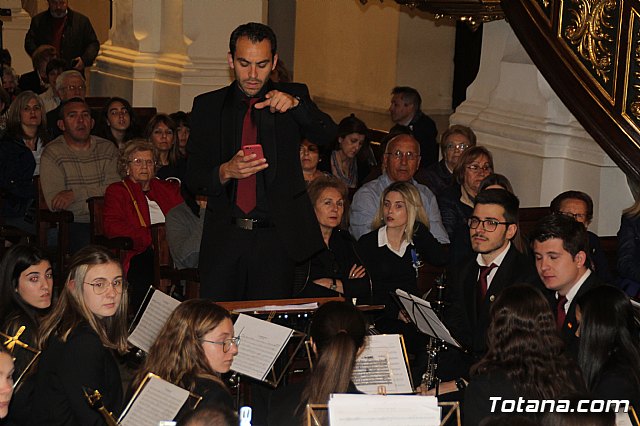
[357,181,447,379]
[145,113,185,181]
[131,299,239,421]
[104,139,183,311]
[96,97,139,149]
[27,246,129,425]
[423,125,477,197]
[437,146,494,264]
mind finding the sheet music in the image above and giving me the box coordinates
[128,290,181,352]
[328,394,441,426]
[234,302,319,313]
[118,375,190,426]
[352,335,413,394]
[395,289,461,348]
[231,314,294,381]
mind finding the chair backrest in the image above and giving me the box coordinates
[87,196,105,244]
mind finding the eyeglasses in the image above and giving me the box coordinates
[129,158,156,167]
[466,164,492,173]
[467,217,512,232]
[63,85,86,92]
[201,336,240,353]
[557,211,588,221]
[445,143,469,151]
[84,279,126,295]
[386,150,420,161]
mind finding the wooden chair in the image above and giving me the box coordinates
[35,176,73,287]
[0,188,37,257]
[86,196,134,264]
[150,223,200,299]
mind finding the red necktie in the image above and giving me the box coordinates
[556,295,567,329]
[477,263,497,311]
[236,98,259,214]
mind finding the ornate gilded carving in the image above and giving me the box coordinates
[563,0,617,83]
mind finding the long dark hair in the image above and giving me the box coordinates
[96,97,139,146]
[0,244,51,323]
[576,285,640,391]
[472,284,583,399]
[299,302,366,415]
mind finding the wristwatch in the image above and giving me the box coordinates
[330,278,337,292]
[455,378,467,391]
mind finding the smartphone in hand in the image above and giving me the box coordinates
[242,144,264,160]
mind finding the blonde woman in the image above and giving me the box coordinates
[28,246,129,424]
[130,299,239,421]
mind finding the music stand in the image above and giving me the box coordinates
[393,289,465,397]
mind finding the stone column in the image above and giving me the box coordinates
[90,0,266,113]
[0,0,32,75]
[451,20,632,235]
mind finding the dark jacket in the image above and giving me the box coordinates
[25,8,99,68]
[0,136,36,218]
[421,159,453,197]
[391,111,438,167]
[173,376,234,423]
[617,214,640,283]
[17,71,46,95]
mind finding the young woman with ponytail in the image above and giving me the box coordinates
[267,301,367,426]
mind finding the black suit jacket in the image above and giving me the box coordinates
[444,244,538,357]
[557,272,602,351]
[185,81,337,264]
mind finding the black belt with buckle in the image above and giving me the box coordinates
[232,218,272,230]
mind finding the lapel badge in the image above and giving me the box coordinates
[489,295,495,302]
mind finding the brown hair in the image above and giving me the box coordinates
[453,145,494,185]
[439,125,477,156]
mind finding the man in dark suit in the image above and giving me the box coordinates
[388,86,439,167]
[185,23,337,301]
[436,189,537,389]
[530,213,602,352]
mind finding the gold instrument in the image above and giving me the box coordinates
[83,387,119,426]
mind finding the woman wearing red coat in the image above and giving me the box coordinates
[104,139,182,311]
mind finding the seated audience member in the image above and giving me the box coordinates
[350,133,449,243]
[463,284,584,426]
[617,177,640,296]
[422,125,476,196]
[29,246,129,424]
[319,114,370,189]
[300,138,328,184]
[550,190,612,282]
[530,214,603,354]
[0,91,48,234]
[40,97,120,252]
[0,346,15,423]
[103,139,182,310]
[146,113,185,180]
[46,70,87,139]
[268,301,366,426]
[18,44,56,94]
[0,245,52,379]
[2,66,19,101]
[294,176,369,300]
[388,86,438,167]
[131,299,238,422]
[96,97,139,149]
[358,181,447,378]
[38,58,66,113]
[576,285,640,409]
[170,111,190,159]
[166,194,206,270]
[440,189,536,385]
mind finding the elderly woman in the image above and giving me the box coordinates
[423,125,476,196]
[0,91,48,234]
[103,139,183,310]
[295,176,369,300]
[319,114,370,189]
[145,113,185,181]
[96,97,139,149]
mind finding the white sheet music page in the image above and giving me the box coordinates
[352,334,413,394]
[127,290,181,352]
[328,394,440,426]
[118,375,190,426]
[231,313,294,381]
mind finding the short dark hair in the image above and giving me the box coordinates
[391,86,421,111]
[45,57,67,76]
[550,190,594,222]
[229,22,277,58]
[58,97,89,120]
[530,214,588,257]
[478,173,514,194]
[475,188,520,224]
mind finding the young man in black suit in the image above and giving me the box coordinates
[530,213,602,352]
[185,23,337,301]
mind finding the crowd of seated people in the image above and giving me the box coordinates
[0,32,638,426]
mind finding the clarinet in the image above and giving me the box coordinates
[420,272,446,390]
[83,387,119,426]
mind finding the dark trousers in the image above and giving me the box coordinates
[199,226,295,301]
